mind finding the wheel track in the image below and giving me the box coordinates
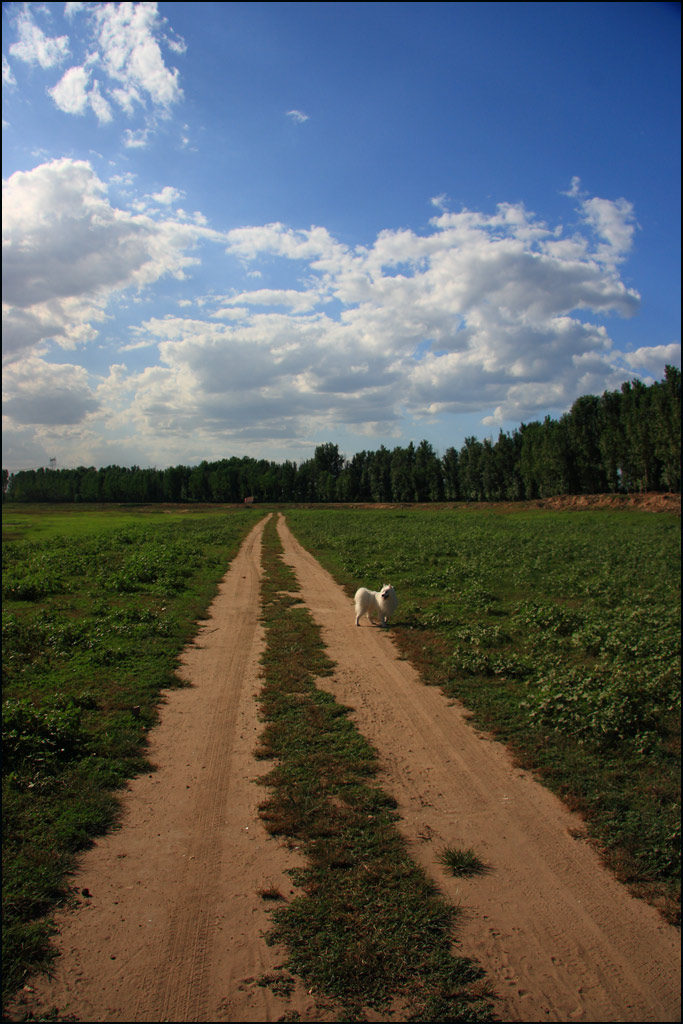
[133,517,268,1022]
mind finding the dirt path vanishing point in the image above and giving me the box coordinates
[13,513,681,1023]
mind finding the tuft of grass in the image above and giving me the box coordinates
[256,514,495,1022]
[437,845,487,878]
[257,971,296,997]
[257,884,286,901]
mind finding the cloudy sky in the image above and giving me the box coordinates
[2,1,680,472]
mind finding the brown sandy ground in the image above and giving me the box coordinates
[339,492,681,514]
[10,510,681,1023]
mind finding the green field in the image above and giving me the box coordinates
[2,503,266,1006]
[285,506,681,921]
[2,502,680,1012]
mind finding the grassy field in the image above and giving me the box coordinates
[2,503,266,1008]
[285,505,681,922]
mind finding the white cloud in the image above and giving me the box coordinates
[88,78,114,123]
[49,65,91,115]
[65,3,87,20]
[2,356,100,426]
[3,174,671,466]
[286,109,310,123]
[2,159,226,363]
[578,195,637,264]
[3,54,17,86]
[561,177,637,266]
[9,3,184,140]
[217,288,324,314]
[123,127,151,148]
[430,193,450,211]
[150,186,184,205]
[94,2,183,114]
[9,9,69,69]
[623,343,681,376]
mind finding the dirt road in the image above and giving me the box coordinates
[13,514,681,1022]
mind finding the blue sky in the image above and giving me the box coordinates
[2,1,680,472]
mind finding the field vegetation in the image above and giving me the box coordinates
[1,504,265,1009]
[285,506,681,922]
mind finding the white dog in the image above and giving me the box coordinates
[354,584,398,627]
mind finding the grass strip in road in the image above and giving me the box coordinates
[256,514,495,1022]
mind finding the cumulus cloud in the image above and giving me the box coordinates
[623,343,681,377]
[94,2,184,114]
[48,64,113,122]
[48,64,90,114]
[2,357,100,426]
[7,3,184,137]
[4,173,673,467]
[9,9,69,69]
[2,159,225,363]
[123,127,151,148]
[215,288,325,314]
[150,185,184,205]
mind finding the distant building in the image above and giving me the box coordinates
[243,496,256,504]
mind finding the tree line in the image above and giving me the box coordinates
[4,367,680,504]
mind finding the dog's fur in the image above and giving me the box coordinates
[354,584,398,627]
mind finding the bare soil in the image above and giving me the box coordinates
[345,492,681,514]
[11,512,681,1023]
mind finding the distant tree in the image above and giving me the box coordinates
[368,446,392,502]
[518,422,543,498]
[347,451,372,502]
[390,444,415,502]
[442,447,460,501]
[414,440,443,501]
[651,365,681,491]
[458,437,485,501]
[619,380,657,491]
[597,390,626,492]
[568,395,608,493]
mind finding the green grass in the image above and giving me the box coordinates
[1,503,266,1011]
[256,514,495,1022]
[284,506,681,924]
[437,846,487,878]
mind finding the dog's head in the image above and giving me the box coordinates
[380,585,395,601]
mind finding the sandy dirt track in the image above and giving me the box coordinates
[12,513,681,1022]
